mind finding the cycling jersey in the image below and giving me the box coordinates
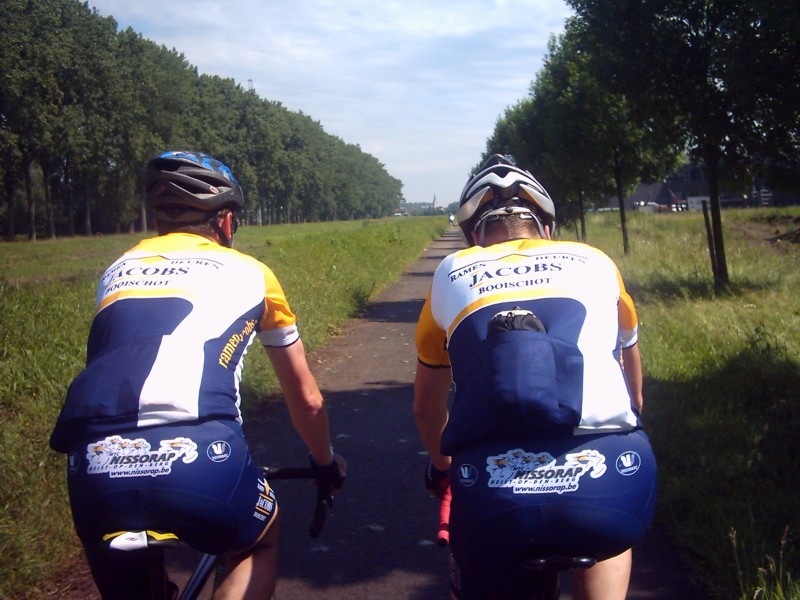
[416,238,640,455]
[50,232,299,452]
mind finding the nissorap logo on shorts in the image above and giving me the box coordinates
[615,451,641,476]
[207,440,232,462]
[486,447,607,495]
[85,435,198,478]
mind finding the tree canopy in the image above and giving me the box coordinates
[485,22,681,251]
[0,0,403,241]
[483,0,800,279]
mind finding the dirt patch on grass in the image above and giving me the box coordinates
[22,552,99,600]
[731,212,800,250]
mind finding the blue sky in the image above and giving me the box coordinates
[87,1,572,207]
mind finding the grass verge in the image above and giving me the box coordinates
[588,208,800,599]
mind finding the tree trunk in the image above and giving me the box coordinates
[63,160,75,237]
[613,150,630,254]
[25,161,36,241]
[4,171,16,241]
[45,185,56,239]
[140,197,148,233]
[83,180,92,236]
[704,147,729,286]
[578,189,587,242]
[701,200,717,280]
[42,165,56,239]
[66,192,75,237]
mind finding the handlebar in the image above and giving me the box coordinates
[261,465,330,538]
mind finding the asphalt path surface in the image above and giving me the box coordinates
[50,230,707,599]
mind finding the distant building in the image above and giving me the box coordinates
[626,182,676,207]
[618,163,799,211]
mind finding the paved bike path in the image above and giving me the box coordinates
[247,229,706,599]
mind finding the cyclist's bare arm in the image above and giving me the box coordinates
[266,341,334,466]
[413,362,453,471]
[621,344,643,413]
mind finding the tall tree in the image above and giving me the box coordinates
[732,1,800,196]
[567,0,800,284]
[1,0,405,238]
[486,25,680,249]
[0,0,68,240]
[56,1,122,236]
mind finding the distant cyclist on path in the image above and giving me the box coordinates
[50,150,345,600]
[413,154,656,599]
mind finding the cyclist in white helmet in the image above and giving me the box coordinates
[51,151,346,600]
[414,154,656,599]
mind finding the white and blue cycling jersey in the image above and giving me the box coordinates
[416,238,641,455]
[51,232,298,451]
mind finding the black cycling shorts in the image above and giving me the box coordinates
[447,428,657,599]
[65,420,277,598]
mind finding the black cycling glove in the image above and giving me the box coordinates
[424,461,450,500]
[310,452,346,500]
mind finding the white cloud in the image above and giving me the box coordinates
[88,0,572,205]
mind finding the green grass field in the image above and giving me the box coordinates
[589,208,800,599]
[1,210,798,599]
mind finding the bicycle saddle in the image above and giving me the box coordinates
[103,530,182,551]
[520,554,597,572]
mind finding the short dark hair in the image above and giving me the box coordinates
[155,219,216,237]
[484,213,541,239]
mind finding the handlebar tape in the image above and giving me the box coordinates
[437,484,452,547]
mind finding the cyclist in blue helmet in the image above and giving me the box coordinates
[414,155,656,599]
[51,151,346,599]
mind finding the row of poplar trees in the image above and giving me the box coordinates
[485,0,800,286]
[0,0,404,242]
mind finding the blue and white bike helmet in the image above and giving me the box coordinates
[145,150,244,223]
[457,154,555,246]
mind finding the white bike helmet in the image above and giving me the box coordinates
[457,154,555,245]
